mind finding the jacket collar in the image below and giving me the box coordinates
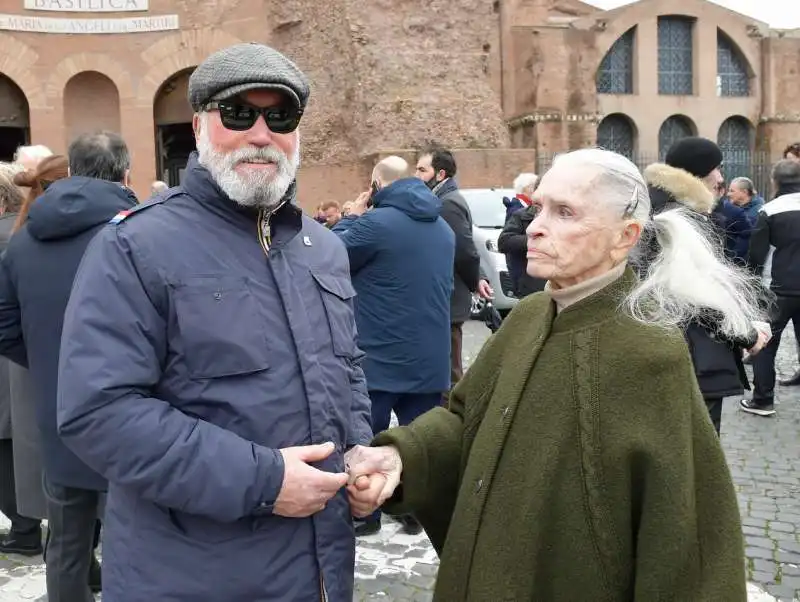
[644,163,716,215]
[433,177,458,198]
[180,152,302,246]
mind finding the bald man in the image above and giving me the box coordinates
[332,157,455,536]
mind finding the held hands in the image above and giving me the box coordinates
[748,321,772,356]
[344,445,403,518]
[273,442,349,518]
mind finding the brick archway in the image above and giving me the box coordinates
[0,34,45,109]
[46,54,135,101]
[137,29,243,106]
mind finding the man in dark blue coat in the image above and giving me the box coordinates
[333,156,454,536]
[54,44,371,602]
[0,133,136,601]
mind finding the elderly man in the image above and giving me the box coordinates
[56,44,371,602]
[333,156,454,536]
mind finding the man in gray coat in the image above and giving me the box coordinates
[56,44,371,601]
[415,148,492,398]
[0,167,42,556]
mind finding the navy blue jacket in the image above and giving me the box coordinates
[333,178,454,394]
[56,155,371,601]
[0,177,137,490]
[719,199,756,264]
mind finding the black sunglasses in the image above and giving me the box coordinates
[204,100,302,134]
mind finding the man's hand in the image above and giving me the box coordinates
[477,279,494,300]
[344,445,402,518]
[349,191,371,216]
[273,442,349,518]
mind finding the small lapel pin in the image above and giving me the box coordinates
[303,236,312,247]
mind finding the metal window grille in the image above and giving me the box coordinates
[717,33,749,97]
[596,28,634,94]
[718,117,752,180]
[658,17,693,95]
[597,115,635,158]
[658,116,694,159]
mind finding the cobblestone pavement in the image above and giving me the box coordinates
[1,320,796,601]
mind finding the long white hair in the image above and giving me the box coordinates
[550,149,766,338]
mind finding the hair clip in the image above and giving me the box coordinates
[623,184,639,217]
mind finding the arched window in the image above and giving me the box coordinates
[717,31,749,97]
[597,114,635,158]
[658,115,695,159]
[596,28,635,94]
[718,116,752,178]
[658,16,694,95]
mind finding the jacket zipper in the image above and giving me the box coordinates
[320,573,327,602]
[257,208,271,255]
[261,205,324,602]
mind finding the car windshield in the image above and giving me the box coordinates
[461,189,514,228]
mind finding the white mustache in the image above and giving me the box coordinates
[227,146,287,168]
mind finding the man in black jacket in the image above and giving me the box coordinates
[744,159,800,417]
[415,148,492,398]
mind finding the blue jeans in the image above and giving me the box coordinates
[362,390,440,524]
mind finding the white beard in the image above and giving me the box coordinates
[196,115,300,211]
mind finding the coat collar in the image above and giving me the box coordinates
[644,163,716,215]
[180,152,302,245]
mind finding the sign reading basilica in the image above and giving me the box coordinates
[24,0,148,10]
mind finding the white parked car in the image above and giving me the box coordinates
[459,188,519,317]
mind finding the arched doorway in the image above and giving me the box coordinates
[0,74,30,162]
[718,116,753,180]
[64,71,121,146]
[596,113,636,159]
[658,114,696,160]
[154,69,196,187]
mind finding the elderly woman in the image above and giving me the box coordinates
[346,149,765,601]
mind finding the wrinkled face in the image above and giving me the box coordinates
[702,167,724,201]
[728,182,750,206]
[526,163,640,288]
[194,89,300,210]
[415,154,436,184]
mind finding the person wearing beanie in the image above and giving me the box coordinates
[642,137,762,435]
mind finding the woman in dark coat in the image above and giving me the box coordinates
[643,137,769,434]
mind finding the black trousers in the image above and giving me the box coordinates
[42,475,104,602]
[704,397,723,436]
[0,438,41,538]
[753,295,800,405]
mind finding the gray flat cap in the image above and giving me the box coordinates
[188,43,310,112]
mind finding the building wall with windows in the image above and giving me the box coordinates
[0,0,531,206]
[507,0,800,191]
[0,0,798,204]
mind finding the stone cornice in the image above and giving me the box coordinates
[507,111,603,127]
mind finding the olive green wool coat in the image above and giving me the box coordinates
[374,271,747,602]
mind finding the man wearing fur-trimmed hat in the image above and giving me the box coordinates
[643,137,766,435]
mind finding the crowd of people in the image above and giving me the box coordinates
[0,40,797,602]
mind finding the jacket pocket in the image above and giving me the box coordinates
[166,508,252,545]
[172,276,270,379]
[310,270,357,358]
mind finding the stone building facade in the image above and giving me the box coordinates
[0,0,798,205]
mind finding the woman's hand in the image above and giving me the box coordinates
[344,445,402,518]
[747,321,772,356]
